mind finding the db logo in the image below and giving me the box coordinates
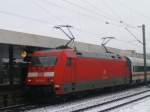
[103,70,106,75]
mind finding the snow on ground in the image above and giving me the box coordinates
[27,87,150,112]
[27,97,150,112]
[111,97,150,112]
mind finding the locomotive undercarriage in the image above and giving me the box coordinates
[25,85,55,98]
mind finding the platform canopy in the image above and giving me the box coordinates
[0,29,105,52]
[0,28,148,59]
[0,29,66,48]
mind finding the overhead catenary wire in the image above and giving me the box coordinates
[61,0,125,25]
[117,0,150,25]
[101,0,138,29]
[0,10,53,25]
[0,3,103,39]
[102,0,143,47]
[115,38,142,47]
[75,27,142,47]
[74,27,103,36]
[35,0,142,28]
[34,0,149,52]
[81,0,121,22]
[41,0,118,26]
[37,0,126,33]
[30,0,65,24]
[37,0,119,29]
[0,0,143,50]
[34,0,137,29]
[82,0,129,28]
[124,27,143,45]
[0,6,99,41]
[62,0,138,29]
[74,26,141,47]
[39,0,105,22]
[101,0,123,22]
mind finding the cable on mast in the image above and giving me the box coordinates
[124,27,143,44]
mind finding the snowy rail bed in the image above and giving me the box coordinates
[111,97,150,112]
[82,89,150,112]
[27,86,150,112]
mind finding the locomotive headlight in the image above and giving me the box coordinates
[44,72,55,77]
[21,50,27,58]
[28,72,38,77]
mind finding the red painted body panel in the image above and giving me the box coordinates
[26,49,130,95]
[75,58,129,82]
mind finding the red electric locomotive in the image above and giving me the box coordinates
[26,48,130,95]
[25,25,150,96]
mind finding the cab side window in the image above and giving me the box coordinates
[66,58,72,66]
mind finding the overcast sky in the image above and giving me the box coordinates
[0,0,149,53]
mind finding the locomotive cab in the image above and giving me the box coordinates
[26,55,57,86]
[26,48,131,96]
[26,49,77,95]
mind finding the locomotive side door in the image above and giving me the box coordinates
[64,57,76,92]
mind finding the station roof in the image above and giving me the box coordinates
[0,28,105,52]
[0,29,67,48]
[0,28,149,59]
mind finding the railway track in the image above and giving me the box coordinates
[0,104,38,112]
[0,96,67,112]
[1,86,150,112]
[75,88,150,112]
[27,86,150,112]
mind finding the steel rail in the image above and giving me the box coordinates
[74,90,150,112]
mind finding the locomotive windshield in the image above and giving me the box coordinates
[31,56,57,67]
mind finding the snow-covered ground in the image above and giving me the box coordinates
[28,97,150,112]
[27,97,150,112]
[27,86,150,112]
[111,97,150,112]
